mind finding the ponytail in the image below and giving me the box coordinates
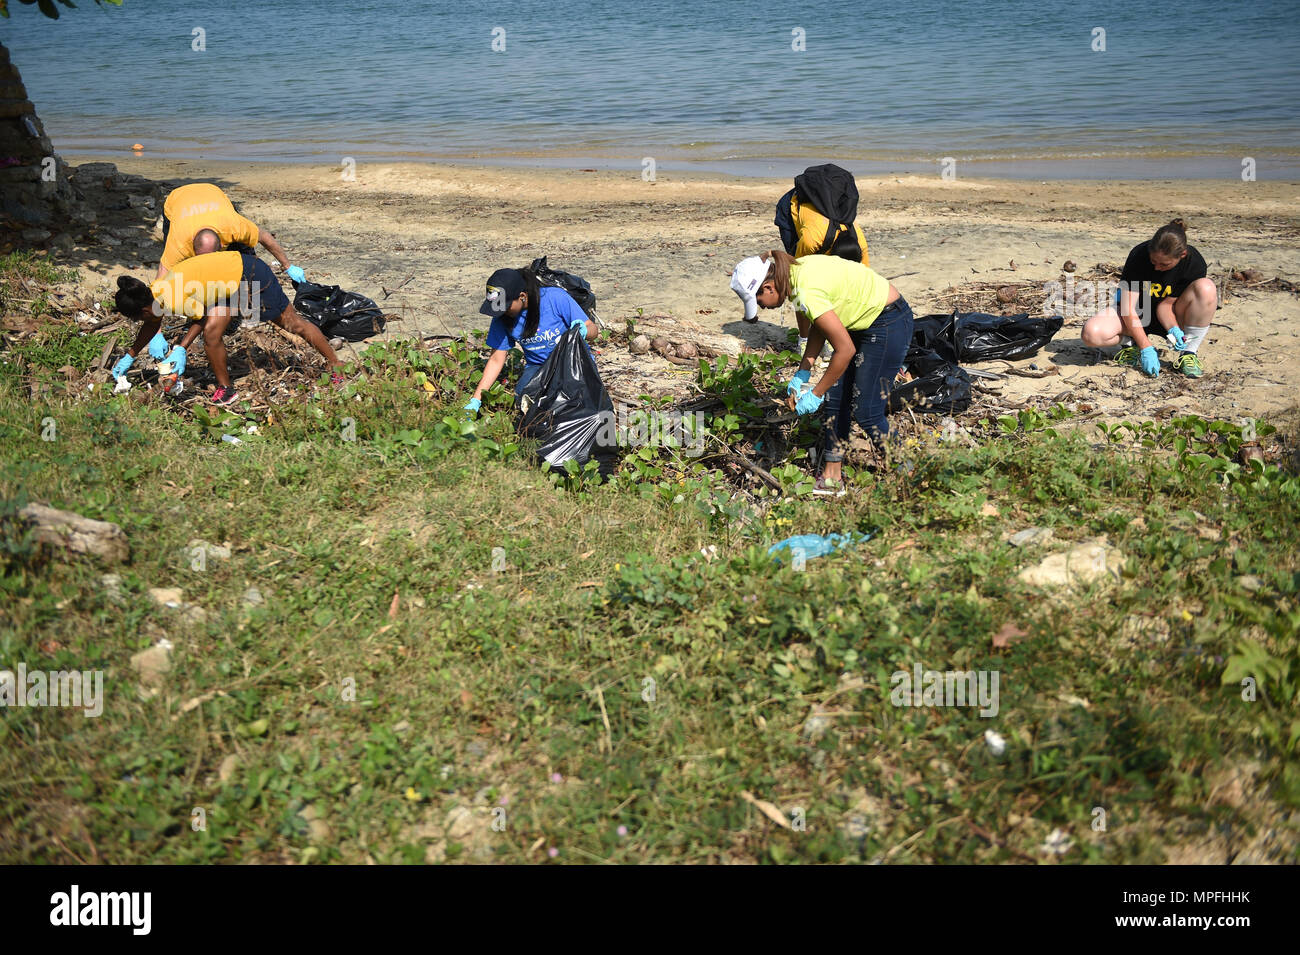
[519,267,542,339]
[761,249,797,303]
[1152,218,1188,258]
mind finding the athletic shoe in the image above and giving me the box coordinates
[812,473,848,498]
[1113,345,1140,369]
[1174,352,1204,378]
[210,386,238,407]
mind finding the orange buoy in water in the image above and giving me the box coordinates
[132,143,144,151]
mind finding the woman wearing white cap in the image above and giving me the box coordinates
[729,251,913,494]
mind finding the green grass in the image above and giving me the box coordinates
[0,320,1298,864]
[0,250,79,320]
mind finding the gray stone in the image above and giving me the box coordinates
[129,643,173,690]
[1009,527,1054,547]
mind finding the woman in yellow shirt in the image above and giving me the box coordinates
[729,251,913,495]
[113,251,343,407]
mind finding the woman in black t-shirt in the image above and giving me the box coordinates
[1080,219,1217,378]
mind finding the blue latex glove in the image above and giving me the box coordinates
[1166,326,1186,351]
[1139,345,1159,377]
[165,345,187,376]
[571,318,587,339]
[147,332,169,360]
[464,397,481,414]
[795,389,824,415]
[787,368,811,396]
[286,265,306,284]
[111,353,134,378]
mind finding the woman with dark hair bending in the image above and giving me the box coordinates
[113,251,344,407]
[464,266,595,414]
[1081,218,1217,378]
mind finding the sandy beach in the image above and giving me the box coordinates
[58,157,1300,427]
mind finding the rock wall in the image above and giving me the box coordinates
[0,41,95,246]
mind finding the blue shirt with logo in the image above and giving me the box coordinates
[486,285,589,365]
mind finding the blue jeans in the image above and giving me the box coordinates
[515,361,543,396]
[820,296,914,464]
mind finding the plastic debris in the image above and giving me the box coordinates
[768,531,870,565]
[113,376,132,394]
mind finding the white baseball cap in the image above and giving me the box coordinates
[730,255,772,323]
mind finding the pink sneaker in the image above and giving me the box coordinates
[210,386,238,407]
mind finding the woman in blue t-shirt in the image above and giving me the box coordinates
[465,267,595,413]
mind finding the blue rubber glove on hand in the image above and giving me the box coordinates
[571,318,587,339]
[165,345,187,376]
[787,368,811,396]
[111,353,134,378]
[464,397,482,415]
[1167,326,1186,351]
[286,265,306,284]
[147,332,169,360]
[1139,345,1160,377]
[794,389,824,416]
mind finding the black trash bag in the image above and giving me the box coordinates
[911,311,1063,364]
[889,348,972,415]
[293,281,386,342]
[516,325,618,477]
[528,256,599,324]
[954,312,1063,363]
[909,313,961,364]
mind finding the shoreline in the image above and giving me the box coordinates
[50,147,1300,182]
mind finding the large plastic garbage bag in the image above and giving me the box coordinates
[517,325,618,476]
[911,311,1063,364]
[889,349,973,415]
[293,281,386,341]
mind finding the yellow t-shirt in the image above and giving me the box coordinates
[791,196,869,266]
[788,255,890,331]
[160,184,259,271]
[150,251,244,320]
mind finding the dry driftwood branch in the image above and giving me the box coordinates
[729,452,783,492]
[19,503,130,564]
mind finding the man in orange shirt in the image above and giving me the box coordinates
[156,183,306,284]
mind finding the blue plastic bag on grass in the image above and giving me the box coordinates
[768,532,870,566]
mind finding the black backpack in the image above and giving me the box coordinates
[774,163,863,260]
[528,256,599,325]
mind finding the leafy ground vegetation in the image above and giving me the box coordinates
[1,252,1297,864]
